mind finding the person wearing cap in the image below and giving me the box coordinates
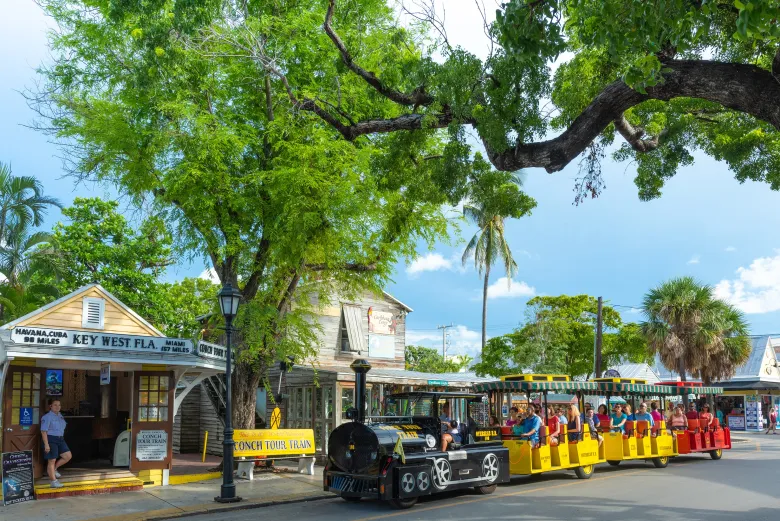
[686,403,699,420]
[634,402,655,429]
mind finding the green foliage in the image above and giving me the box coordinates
[473,294,651,377]
[405,345,472,373]
[0,162,61,242]
[641,276,752,384]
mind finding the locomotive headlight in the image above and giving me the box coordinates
[425,434,437,448]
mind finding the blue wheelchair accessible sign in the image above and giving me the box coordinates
[19,408,33,426]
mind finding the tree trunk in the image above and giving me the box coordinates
[481,264,490,352]
[678,357,688,407]
[233,360,263,429]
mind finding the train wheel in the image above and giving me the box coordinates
[607,460,621,466]
[574,465,594,479]
[342,497,361,502]
[652,456,669,468]
[390,497,418,509]
[710,449,723,460]
[475,484,497,495]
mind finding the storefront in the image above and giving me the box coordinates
[0,284,224,488]
[715,335,780,431]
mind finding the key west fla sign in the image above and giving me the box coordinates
[11,326,193,354]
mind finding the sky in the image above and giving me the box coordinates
[2,1,780,362]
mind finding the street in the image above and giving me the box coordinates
[184,435,780,521]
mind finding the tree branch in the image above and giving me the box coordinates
[486,60,780,173]
[613,114,666,153]
[324,0,434,107]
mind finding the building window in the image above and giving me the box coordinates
[138,375,169,422]
[82,297,105,329]
[340,313,350,352]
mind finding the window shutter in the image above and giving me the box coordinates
[82,297,105,329]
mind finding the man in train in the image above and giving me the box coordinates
[517,408,543,447]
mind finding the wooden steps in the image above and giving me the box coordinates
[34,468,144,499]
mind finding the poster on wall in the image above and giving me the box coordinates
[2,451,36,506]
[745,395,760,429]
[774,396,780,427]
[367,307,396,335]
[136,430,168,461]
[45,369,62,396]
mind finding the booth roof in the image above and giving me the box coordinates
[717,380,780,391]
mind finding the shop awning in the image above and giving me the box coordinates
[715,380,780,391]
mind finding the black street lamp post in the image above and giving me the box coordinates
[215,282,242,503]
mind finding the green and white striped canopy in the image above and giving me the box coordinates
[669,386,723,396]
[473,380,599,393]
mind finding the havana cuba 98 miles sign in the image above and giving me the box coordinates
[11,326,193,354]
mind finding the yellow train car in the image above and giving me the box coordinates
[474,379,605,479]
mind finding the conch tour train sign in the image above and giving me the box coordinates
[11,326,193,354]
[233,429,316,457]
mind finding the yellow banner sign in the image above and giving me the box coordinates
[234,429,315,457]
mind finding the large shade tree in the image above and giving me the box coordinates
[641,277,751,391]
[30,0,535,428]
[33,0,780,204]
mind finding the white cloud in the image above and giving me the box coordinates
[486,277,536,299]
[725,246,737,252]
[628,308,642,314]
[714,251,780,314]
[406,253,453,276]
[407,324,484,360]
[687,255,700,265]
[199,267,220,283]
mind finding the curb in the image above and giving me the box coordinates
[83,493,333,521]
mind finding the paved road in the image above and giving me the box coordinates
[185,435,780,521]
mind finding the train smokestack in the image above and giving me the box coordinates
[350,358,371,423]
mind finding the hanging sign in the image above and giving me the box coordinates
[11,326,193,354]
[100,363,111,385]
[135,430,168,461]
[367,307,396,335]
[427,380,449,386]
[2,451,36,505]
[197,341,228,361]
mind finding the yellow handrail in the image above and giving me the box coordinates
[202,431,209,463]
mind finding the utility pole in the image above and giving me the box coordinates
[595,296,604,378]
[437,323,454,359]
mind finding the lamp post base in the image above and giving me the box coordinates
[214,496,243,504]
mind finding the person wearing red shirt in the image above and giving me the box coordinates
[699,405,714,430]
[546,406,560,444]
[686,403,699,420]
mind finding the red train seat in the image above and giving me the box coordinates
[624,420,635,437]
[636,420,650,438]
[597,414,611,431]
[688,419,700,433]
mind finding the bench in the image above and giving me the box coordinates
[236,455,316,480]
[233,428,316,480]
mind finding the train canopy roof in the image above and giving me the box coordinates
[474,378,723,396]
[473,380,600,393]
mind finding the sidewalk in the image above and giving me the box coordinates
[0,466,331,521]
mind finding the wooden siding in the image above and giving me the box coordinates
[199,384,224,456]
[172,385,202,454]
[17,286,161,336]
[310,289,407,372]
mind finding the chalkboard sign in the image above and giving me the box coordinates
[2,451,36,505]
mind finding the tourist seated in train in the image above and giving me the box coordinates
[489,415,500,427]
[699,405,714,430]
[686,403,699,420]
[557,407,567,427]
[668,405,688,430]
[634,403,656,435]
[441,419,461,451]
[610,404,627,433]
[546,406,560,444]
[650,402,664,423]
[440,403,452,422]
[506,407,520,427]
[623,403,635,421]
[567,405,583,442]
[517,408,543,447]
[583,407,604,446]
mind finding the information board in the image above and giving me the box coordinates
[727,415,745,430]
[745,395,760,430]
[136,430,168,461]
[2,451,36,506]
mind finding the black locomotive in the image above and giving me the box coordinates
[324,359,510,508]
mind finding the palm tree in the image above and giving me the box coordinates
[641,277,751,399]
[0,222,53,286]
[462,204,518,352]
[0,162,62,243]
